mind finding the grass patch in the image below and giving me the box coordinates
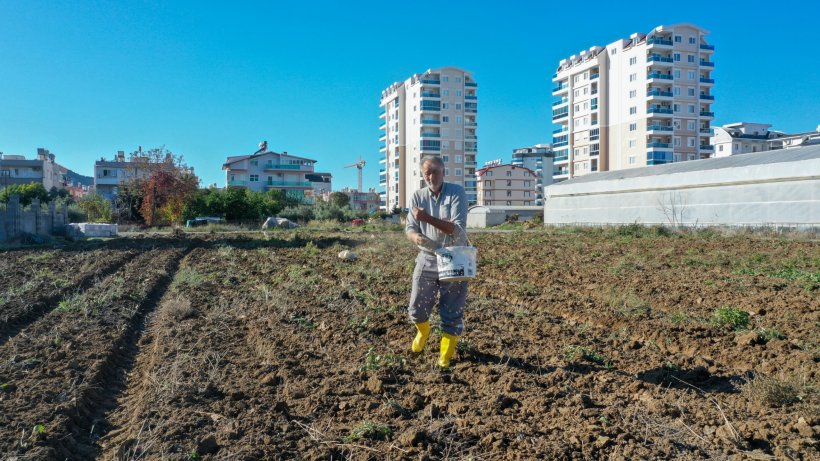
[563,345,613,368]
[291,314,316,330]
[170,268,208,291]
[711,307,750,331]
[56,293,85,314]
[361,347,404,372]
[608,291,650,317]
[343,421,392,442]
[302,240,320,256]
[739,373,814,407]
[668,312,691,324]
[756,327,786,342]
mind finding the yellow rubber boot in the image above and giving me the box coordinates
[411,321,431,353]
[438,333,459,368]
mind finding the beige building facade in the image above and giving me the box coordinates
[552,23,714,182]
[379,67,478,210]
[475,164,538,206]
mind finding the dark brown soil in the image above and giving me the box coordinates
[0,229,817,460]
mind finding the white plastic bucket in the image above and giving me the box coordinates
[435,246,477,282]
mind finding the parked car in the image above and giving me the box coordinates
[185,216,225,228]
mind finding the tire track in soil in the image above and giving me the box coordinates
[0,244,192,460]
[0,250,135,348]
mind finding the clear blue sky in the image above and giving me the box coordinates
[2,0,818,191]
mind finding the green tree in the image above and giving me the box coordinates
[77,193,113,223]
[0,182,50,206]
[329,192,350,208]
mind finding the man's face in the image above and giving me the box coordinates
[422,161,444,192]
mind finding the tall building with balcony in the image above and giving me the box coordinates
[223,147,316,202]
[379,67,478,210]
[1,148,68,191]
[551,23,714,181]
[511,144,554,205]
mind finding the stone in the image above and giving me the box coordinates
[795,417,814,437]
[338,250,357,261]
[735,331,760,346]
[595,435,611,448]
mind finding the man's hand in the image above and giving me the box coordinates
[412,207,429,223]
[409,232,427,246]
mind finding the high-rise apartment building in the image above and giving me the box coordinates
[551,23,714,182]
[476,164,538,206]
[379,67,478,210]
[511,144,554,205]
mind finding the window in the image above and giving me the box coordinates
[629,123,637,131]
[506,171,512,177]
[687,55,695,63]
[455,103,461,110]
[688,138,696,147]
[456,90,462,97]
[506,201,512,206]
[455,168,462,176]
[673,119,681,130]
[688,154,696,161]
[487,171,492,176]
[524,191,531,197]
[574,104,580,112]
[506,190,512,197]
[628,140,636,148]
[444,168,450,176]
[629,57,637,65]
[611,48,617,54]
[442,115,449,122]
[583,87,588,95]
[455,155,462,163]
[629,106,637,115]
[443,76,449,82]
[251,160,258,166]
[674,137,681,147]
[484,180,491,186]
[689,37,696,44]
[524,180,531,187]
[687,120,696,130]
[628,155,636,164]
[442,103,449,109]
[688,104,695,113]
[250,174,259,182]
[674,70,681,79]
[455,77,461,83]
[688,71,695,80]
[629,73,637,82]
[674,53,681,62]
[688,87,695,96]
[674,153,682,162]
[673,86,680,96]
[674,35,682,43]
[583,102,588,110]
[456,116,462,124]
[718,145,724,152]
[673,103,680,112]
[574,89,579,97]
[442,155,449,163]
[443,89,449,96]
[629,90,636,98]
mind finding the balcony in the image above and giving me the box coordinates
[465,121,477,127]
[699,94,715,100]
[553,83,568,93]
[552,108,569,120]
[263,163,311,171]
[379,135,386,142]
[421,119,440,125]
[700,111,715,117]
[265,181,312,188]
[647,124,673,132]
[553,140,568,148]
[465,95,477,100]
[553,98,568,106]
[465,103,478,113]
[700,60,715,67]
[700,77,715,84]
[553,171,569,178]
[646,151,672,165]
[647,89,673,98]
[553,127,568,134]
[554,154,569,163]
[700,44,715,51]
[228,179,248,186]
[421,79,440,85]
[648,107,673,114]
[378,123,386,130]
[700,127,712,134]
[590,73,599,80]
[465,82,477,87]
[647,55,673,64]
[421,91,441,98]
[647,72,673,80]
[420,133,440,138]
[700,145,714,151]
[420,102,441,112]
[647,38,673,47]
[647,142,671,149]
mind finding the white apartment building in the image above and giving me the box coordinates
[552,23,715,182]
[379,67,478,210]
[223,148,316,202]
[1,148,67,191]
[711,122,788,157]
[475,164,538,206]
[511,144,554,205]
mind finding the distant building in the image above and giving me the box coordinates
[94,150,147,200]
[306,172,333,200]
[223,144,316,202]
[0,148,68,191]
[711,122,820,156]
[511,144,554,205]
[552,23,715,182]
[340,187,381,213]
[379,66,478,210]
[475,164,538,206]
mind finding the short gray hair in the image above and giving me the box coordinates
[421,155,444,170]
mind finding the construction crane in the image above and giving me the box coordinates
[344,158,366,192]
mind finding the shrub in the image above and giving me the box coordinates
[711,307,750,330]
[343,421,392,442]
[740,373,811,407]
[77,193,113,223]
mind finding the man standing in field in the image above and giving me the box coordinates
[405,156,468,368]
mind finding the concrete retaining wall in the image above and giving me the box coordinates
[0,196,68,242]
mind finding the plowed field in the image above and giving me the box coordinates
[1,229,817,460]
